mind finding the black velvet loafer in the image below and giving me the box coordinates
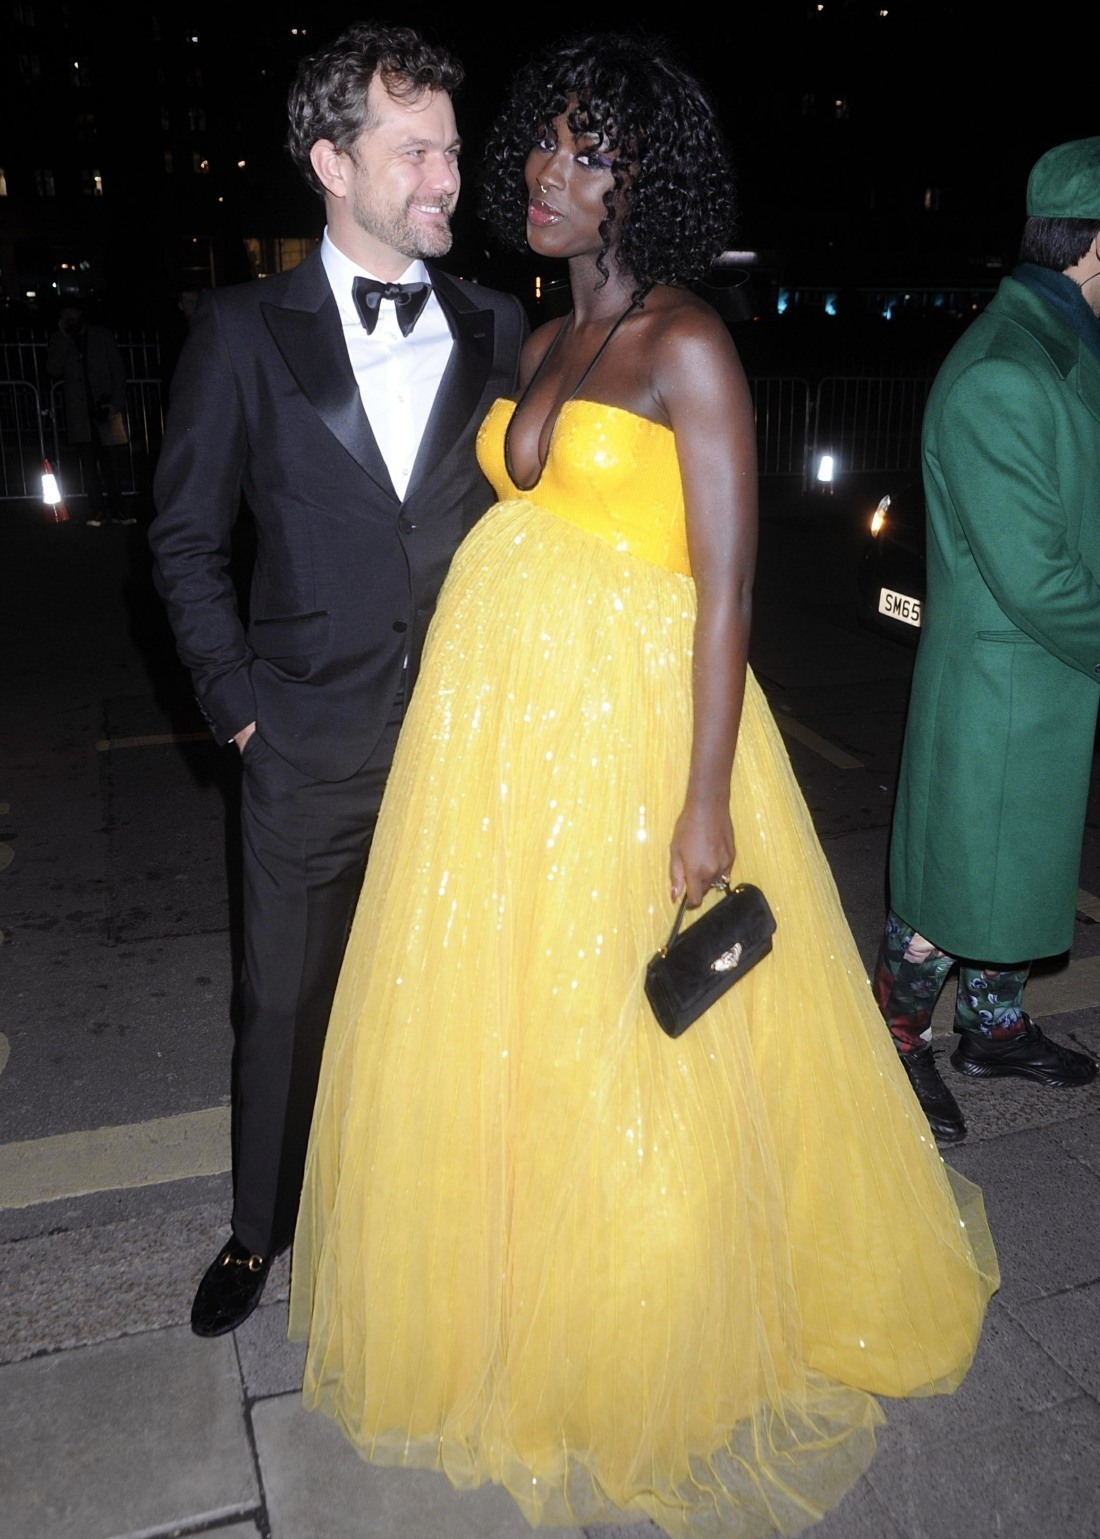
[191,1236,272,1337]
[899,1045,967,1144]
[950,1016,1098,1087]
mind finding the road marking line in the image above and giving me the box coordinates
[775,716,863,770]
[95,732,211,752]
[1076,888,1100,923]
[0,1108,231,1210]
[0,843,12,871]
[0,1035,8,1080]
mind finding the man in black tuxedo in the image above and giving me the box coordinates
[149,22,525,1336]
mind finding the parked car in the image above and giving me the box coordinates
[856,483,926,645]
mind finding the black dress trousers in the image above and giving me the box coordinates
[231,693,403,1257]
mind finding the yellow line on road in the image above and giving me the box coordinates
[0,1108,231,1210]
[95,732,210,752]
[775,716,863,770]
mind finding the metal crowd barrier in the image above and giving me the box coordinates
[0,379,49,500]
[44,378,166,500]
[0,337,165,507]
[750,377,813,479]
[0,352,931,504]
[810,375,930,482]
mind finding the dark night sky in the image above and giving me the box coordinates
[3,2,1095,323]
[272,1,1095,268]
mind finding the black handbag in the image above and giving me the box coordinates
[644,879,776,1038]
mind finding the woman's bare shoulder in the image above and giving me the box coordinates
[642,287,746,395]
[643,285,737,344]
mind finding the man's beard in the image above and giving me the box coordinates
[351,188,454,261]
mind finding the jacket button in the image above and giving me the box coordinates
[392,620,408,633]
[398,514,417,533]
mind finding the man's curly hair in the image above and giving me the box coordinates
[287,23,463,197]
[479,32,736,291]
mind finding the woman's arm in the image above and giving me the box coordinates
[654,306,758,907]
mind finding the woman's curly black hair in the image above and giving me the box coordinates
[479,32,737,292]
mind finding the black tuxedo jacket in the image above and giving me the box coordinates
[150,249,526,780]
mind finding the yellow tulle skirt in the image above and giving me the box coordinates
[290,498,998,1537]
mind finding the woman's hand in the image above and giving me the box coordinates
[669,798,735,908]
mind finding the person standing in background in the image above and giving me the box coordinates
[875,138,1100,1146]
[47,305,133,527]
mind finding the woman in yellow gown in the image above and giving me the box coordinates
[290,32,998,1537]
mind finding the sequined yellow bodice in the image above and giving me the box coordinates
[477,397,692,577]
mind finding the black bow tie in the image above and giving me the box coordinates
[351,276,431,338]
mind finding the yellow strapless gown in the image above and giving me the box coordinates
[290,399,998,1537]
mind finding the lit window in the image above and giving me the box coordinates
[0,168,7,198]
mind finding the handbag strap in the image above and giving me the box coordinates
[659,876,731,954]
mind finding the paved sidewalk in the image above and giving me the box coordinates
[2,502,1099,1539]
[4,1059,1100,1539]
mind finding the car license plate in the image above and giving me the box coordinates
[878,587,922,627]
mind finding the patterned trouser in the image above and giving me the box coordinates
[873,909,1029,1054]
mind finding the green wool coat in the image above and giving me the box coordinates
[889,275,1100,961]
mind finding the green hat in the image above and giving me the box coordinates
[1026,137,1100,219]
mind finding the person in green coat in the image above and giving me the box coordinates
[874,138,1100,1145]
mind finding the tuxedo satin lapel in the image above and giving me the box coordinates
[406,271,495,498]
[261,283,397,502]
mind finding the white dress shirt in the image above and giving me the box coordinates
[321,232,454,500]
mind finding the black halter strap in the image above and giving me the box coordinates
[504,291,650,492]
